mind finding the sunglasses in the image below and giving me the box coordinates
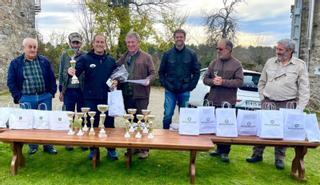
[72,41,81,44]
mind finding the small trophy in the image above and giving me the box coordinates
[123,114,131,138]
[75,112,84,136]
[81,107,90,132]
[67,49,79,84]
[141,109,151,134]
[97,104,108,138]
[88,111,96,136]
[147,115,155,139]
[67,111,75,135]
[127,108,137,133]
[135,114,144,139]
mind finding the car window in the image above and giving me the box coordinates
[239,73,260,92]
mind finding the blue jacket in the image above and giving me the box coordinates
[76,50,117,100]
[7,54,57,103]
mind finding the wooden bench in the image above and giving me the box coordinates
[210,135,320,181]
[0,128,212,184]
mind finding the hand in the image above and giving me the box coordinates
[213,76,223,86]
[111,80,118,89]
[143,79,150,86]
[59,92,64,102]
[67,67,75,76]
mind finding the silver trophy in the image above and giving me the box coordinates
[147,115,155,139]
[123,114,131,138]
[127,108,137,133]
[135,114,144,139]
[75,112,84,136]
[67,111,75,135]
[67,49,79,84]
[81,107,90,132]
[97,104,108,138]
[88,111,96,136]
[141,109,151,134]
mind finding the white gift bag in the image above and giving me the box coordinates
[237,109,259,136]
[259,110,283,139]
[49,111,70,130]
[280,109,305,141]
[33,110,50,129]
[0,107,12,128]
[9,109,34,129]
[198,106,216,134]
[304,113,320,142]
[179,108,200,135]
[108,90,126,117]
[216,108,238,137]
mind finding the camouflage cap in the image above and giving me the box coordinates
[68,32,82,43]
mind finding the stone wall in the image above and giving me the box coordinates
[299,0,320,110]
[0,0,36,90]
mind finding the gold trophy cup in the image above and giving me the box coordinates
[147,115,155,139]
[97,104,108,138]
[67,111,75,135]
[127,108,137,133]
[81,107,90,132]
[88,111,96,136]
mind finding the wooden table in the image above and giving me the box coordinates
[210,135,320,181]
[0,128,212,184]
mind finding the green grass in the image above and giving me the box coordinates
[0,144,319,185]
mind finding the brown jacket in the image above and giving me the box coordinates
[203,56,244,106]
[117,50,155,99]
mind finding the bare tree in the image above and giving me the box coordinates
[205,0,243,46]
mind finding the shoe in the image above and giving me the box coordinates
[65,146,74,151]
[81,147,89,151]
[138,151,149,159]
[275,159,285,170]
[246,155,263,163]
[88,150,94,160]
[28,148,38,155]
[107,150,119,161]
[209,150,220,157]
[220,154,230,163]
[43,148,57,154]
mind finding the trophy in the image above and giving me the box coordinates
[127,108,137,133]
[141,109,151,134]
[97,104,108,138]
[123,114,131,138]
[135,114,144,139]
[81,107,90,132]
[67,49,79,84]
[67,111,75,135]
[147,115,155,139]
[75,112,84,136]
[88,111,96,136]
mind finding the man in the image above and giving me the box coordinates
[246,39,310,169]
[58,32,85,151]
[68,34,118,160]
[159,28,200,130]
[7,38,57,155]
[117,31,155,159]
[203,39,244,163]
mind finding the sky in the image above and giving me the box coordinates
[36,0,295,46]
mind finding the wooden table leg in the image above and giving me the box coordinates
[11,142,24,175]
[92,147,100,170]
[291,146,307,181]
[125,148,132,168]
[189,150,197,184]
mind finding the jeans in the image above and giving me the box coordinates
[19,92,54,151]
[63,88,84,112]
[162,90,190,129]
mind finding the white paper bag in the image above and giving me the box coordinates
[304,114,320,142]
[33,110,50,129]
[216,108,238,137]
[198,106,216,134]
[49,111,69,130]
[237,109,259,136]
[179,108,200,135]
[259,110,283,139]
[108,90,126,117]
[0,107,12,128]
[9,109,34,129]
[280,109,305,141]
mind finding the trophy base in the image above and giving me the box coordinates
[143,128,148,134]
[129,127,135,133]
[89,129,95,136]
[67,130,75,135]
[98,133,107,138]
[124,132,130,138]
[82,126,89,132]
[147,133,154,139]
[77,130,84,136]
[71,76,79,85]
[135,132,142,139]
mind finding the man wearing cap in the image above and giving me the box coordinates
[58,32,86,151]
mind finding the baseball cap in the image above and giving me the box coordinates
[68,32,82,43]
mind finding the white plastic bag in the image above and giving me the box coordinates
[237,109,259,136]
[259,110,283,139]
[0,107,11,128]
[179,108,200,135]
[9,109,34,129]
[49,111,70,130]
[216,108,238,137]
[280,109,305,141]
[108,90,126,117]
[198,106,216,134]
[304,113,320,142]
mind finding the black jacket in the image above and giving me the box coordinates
[75,50,117,100]
[159,46,200,93]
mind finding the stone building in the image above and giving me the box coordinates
[0,0,40,90]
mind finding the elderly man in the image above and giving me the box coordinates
[7,38,57,155]
[159,28,200,130]
[246,39,310,169]
[117,31,155,159]
[58,32,86,151]
[203,38,244,163]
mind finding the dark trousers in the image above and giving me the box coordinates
[63,88,84,112]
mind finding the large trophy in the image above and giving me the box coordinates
[67,111,75,135]
[81,107,90,132]
[75,112,84,136]
[97,104,108,138]
[88,111,96,136]
[141,109,151,134]
[147,115,155,139]
[127,108,137,133]
[67,49,79,84]
[123,114,131,138]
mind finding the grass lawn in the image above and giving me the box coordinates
[0,143,319,185]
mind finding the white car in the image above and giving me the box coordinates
[188,68,261,109]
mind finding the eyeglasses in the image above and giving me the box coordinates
[71,41,81,44]
[216,47,224,51]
